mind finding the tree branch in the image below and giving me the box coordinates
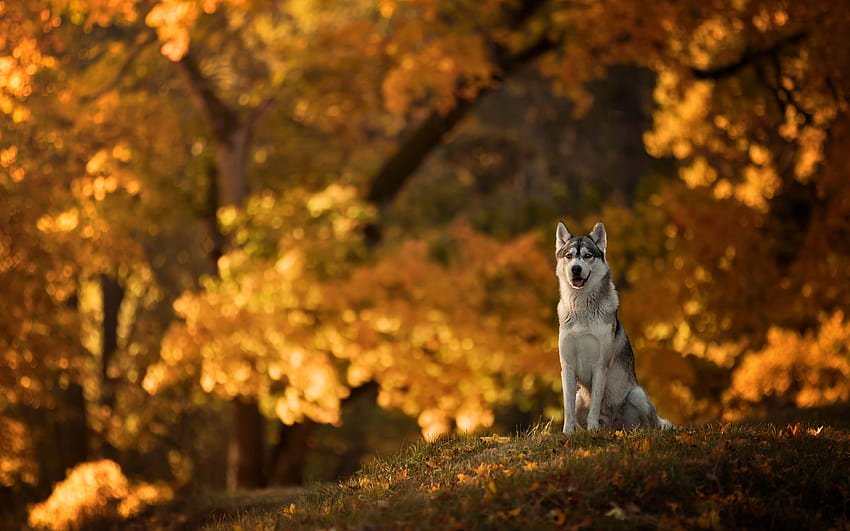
[366,36,558,211]
[246,98,276,131]
[172,51,239,141]
[82,31,158,104]
[690,31,806,80]
[365,0,558,218]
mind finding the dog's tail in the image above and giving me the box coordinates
[626,386,675,430]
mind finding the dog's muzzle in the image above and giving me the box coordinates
[570,265,588,288]
[570,272,589,288]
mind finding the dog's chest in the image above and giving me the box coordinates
[560,321,613,385]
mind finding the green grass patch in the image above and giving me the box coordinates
[123,405,850,530]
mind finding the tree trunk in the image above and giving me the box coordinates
[38,292,89,487]
[100,274,124,411]
[227,396,266,490]
[267,420,314,486]
[175,51,275,491]
[216,124,268,489]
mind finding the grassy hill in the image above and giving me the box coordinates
[110,404,850,530]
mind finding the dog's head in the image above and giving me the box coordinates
[555,221,607,290]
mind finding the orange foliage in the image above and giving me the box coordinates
[145,0,202,61]
[0,418,37,487]
[335,222,556,438]
[382,32,495,116]
[728,311,850,415]
[148,185,369,426]
[4,0,850,513]
[147,184,559,438]
[27,460,172,531]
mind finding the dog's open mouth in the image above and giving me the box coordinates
[570,274,589,288]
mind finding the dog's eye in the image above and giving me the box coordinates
[565,253,573,260]
[583,254,593,260]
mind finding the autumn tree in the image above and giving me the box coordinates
[133,0,580,488]
[6,1,850,527]
[2,0,251,509]
[616,0,850,419]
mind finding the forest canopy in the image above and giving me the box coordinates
[2,0,850,527]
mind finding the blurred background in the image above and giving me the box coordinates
[3,0,850,527]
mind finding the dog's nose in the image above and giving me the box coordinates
[571,265,582,277]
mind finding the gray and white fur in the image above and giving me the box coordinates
[556,221,672,433]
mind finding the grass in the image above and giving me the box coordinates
[119,405,850,530]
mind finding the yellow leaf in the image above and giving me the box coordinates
[456,473,473,484]
[480,433,510,443]
[605,503,627,520]
[473,463,503,479]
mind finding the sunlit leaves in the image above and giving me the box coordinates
[729,311,850,413]
[148,185,372,426]
[634,4,850,256]
[146,0,225,61]
[0,2,60,117]
[149,183,559,438]
[382,33,495,116]
[27,460,173,531]
[0,418,38,487]
[4,0,850,520]
[335,222,556,438]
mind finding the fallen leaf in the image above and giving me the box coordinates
[522,460,538,471]
[498,507,523,520]
[784,423,802,438]
[456,473,473,484]
[605,502,627,520]
[474,463,501,477]
[480,434,511,443]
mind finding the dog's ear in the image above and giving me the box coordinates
[556,221,572,251]
[590,221,607,256]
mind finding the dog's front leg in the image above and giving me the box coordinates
[559,331,577,434]
[586,364,607,430]
[561,364,577,434]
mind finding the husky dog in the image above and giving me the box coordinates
[555,221,672,433]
